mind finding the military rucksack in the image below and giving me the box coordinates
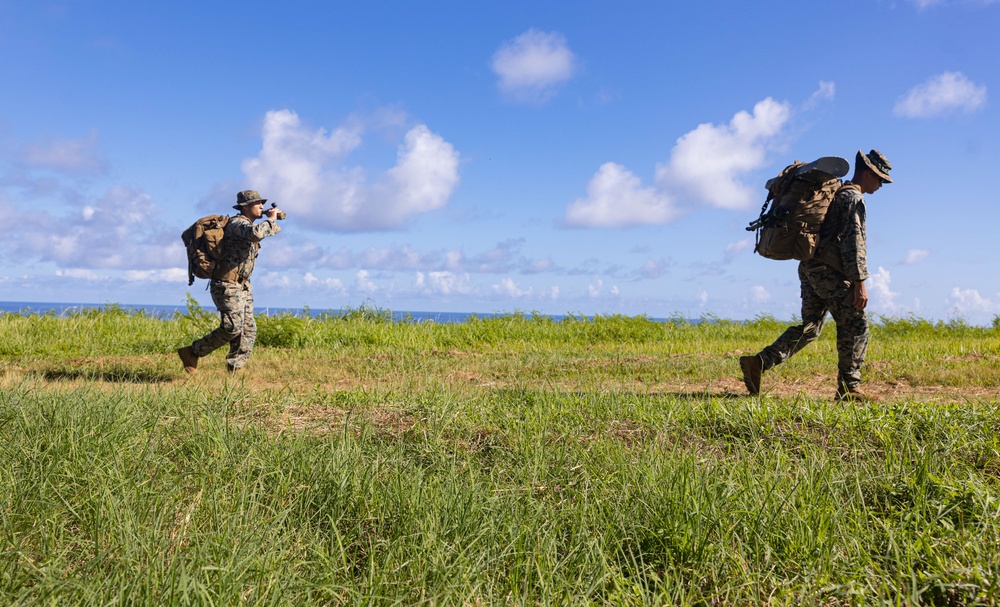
[181,214,230,285]
[746,156,849,261]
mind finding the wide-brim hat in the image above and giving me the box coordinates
[234,189,267,209]
[856,149,893,183]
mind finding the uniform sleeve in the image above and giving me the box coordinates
[839,198,868,282]
[227,217,281,242]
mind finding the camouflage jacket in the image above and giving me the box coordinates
[213,215,281,284]
[816,183,868,282]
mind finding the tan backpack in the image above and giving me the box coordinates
[746,157,848,261]
[181,214,230,285]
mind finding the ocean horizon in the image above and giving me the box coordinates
[0,300,672,324]
[0,300,503,324]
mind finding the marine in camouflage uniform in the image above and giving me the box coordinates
[178,190,282,373]
[740,150,893,401]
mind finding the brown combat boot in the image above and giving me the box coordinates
[739,355,763,395]
[835,383,878,403]
[177,346,199,374]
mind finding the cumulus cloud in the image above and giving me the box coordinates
[656,97,791,210]
[303,272,345,292]
[242,109,460,232]
[492,277,532,298]
[564,97,792,227]
[354,270,377,294]
[868,266,900,313]
[415,271,476,296]
[492,29,577,103]
[893,72,987,118]
[948,287,1000,318]
[901,249,930,265]
[564,162,680,228]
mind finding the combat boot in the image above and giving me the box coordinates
[835,383,878,403]
[739,355,763,395]
[177,346,199,374]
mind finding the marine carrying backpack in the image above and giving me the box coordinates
[746,156,849,261]
[181,214,230,285]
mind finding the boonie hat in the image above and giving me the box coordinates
[856,150,893,183]
[234,189,267,209]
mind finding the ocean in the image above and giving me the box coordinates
[0,301,542,324]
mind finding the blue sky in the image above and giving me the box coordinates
[1,0,998,323]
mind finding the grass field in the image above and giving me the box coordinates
[1,303,999,605]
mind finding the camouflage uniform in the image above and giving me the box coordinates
[190,213,281,370]
[757,184,869,388]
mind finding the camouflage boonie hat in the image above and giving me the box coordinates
[234,189,267,209]
[856,150,893,183]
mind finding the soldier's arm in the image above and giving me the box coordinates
[227,217,281,242]
[839,197,868,283]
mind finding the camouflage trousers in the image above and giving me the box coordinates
[190,281,257,370]
[758,260,869,388]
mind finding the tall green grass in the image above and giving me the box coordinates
[1,305,999,604]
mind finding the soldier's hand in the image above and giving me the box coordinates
[853,281,868,311]
[265,206,282,220]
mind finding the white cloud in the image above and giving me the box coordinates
[893,71,987,118]
[749,285,771,304]
[492,29,576,104]
[868,266,900,313]
[242,109,460,232]
[655,97,792,210]
[123,268,188,283]
[584,278,618,299]
[355,270,377,293]
[697,289,709,306]
[415,271,476,296]
[805,81,836,108]
[55,268,102,280]
[492,277,532,298]
[564,162,680,228]
[901,249,930,265]
[724,237,754,262]
[303,272,345,292]
[565,96,792,227]
[910,0,1000,8]
[948,287,1000,317]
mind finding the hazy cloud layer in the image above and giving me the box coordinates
[910,0,1000,8]
[0,184,180,271]
[242,110,460,232]
[18,131,109,175]
[492,29,577,104]
[893,72,987,118]
[565,96,791,227]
